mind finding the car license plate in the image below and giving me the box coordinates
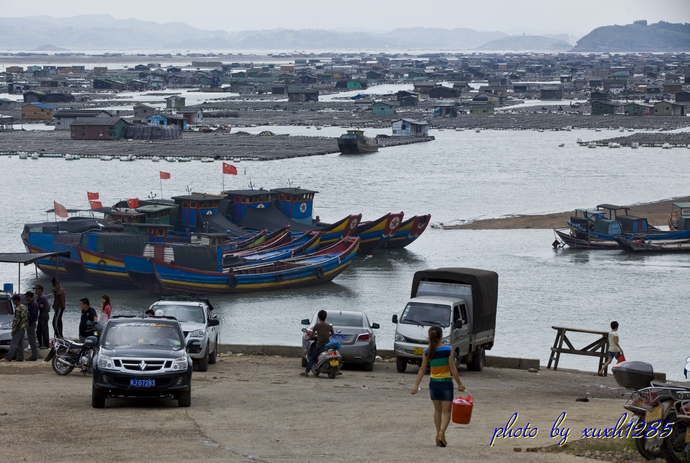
[329,359,339,366]
[645,405,662,423]
[413,347,424,355]
[130,379,155,387]
[331,334,346,340]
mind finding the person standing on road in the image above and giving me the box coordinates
[51,278,65,339]
[99,294,112,323]
[301,309,333,377]
[78,298,98,343]
[24,291,39,361]
[0,295,28,363]
[34,284,51,348]
[598,321,622,376]
[411,325,466,447]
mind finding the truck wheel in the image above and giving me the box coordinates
[467,347,485,371]
[208,339,217,365]
[396,356,407,373]
[197,349,209,372]
[91,384,106,409]
[178,388,191,407]
[454,349,464,370]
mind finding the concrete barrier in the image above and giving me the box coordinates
[219,344,541,371]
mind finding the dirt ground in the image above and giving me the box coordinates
[2,352,681,463]
[445,196,690,230]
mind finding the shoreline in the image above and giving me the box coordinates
[443,196,690,230]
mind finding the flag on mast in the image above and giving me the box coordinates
[159,171,171,179]
[87,192,99,200]
[223,162,238,175]
[53,201,68,218]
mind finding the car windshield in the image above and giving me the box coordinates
[153,305,205,323]
[103,322,183,350]
[0,298,13,315]
[400,303,451,327]
[319,313,363,327]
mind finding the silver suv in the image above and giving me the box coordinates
[148,298,220,372]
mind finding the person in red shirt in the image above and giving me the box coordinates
[301,310,333,377]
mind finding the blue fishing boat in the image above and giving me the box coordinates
[139,237,360,295]
[355,212,404,254]
[382,214,431,249]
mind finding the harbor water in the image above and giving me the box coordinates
[1,127,688,380]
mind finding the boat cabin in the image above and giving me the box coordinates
[596,204,648,233]
[172,194,222,232]
[670,202,690,231]
[592,219,622,235]
[135,204,177,225]
[222,189,276,224]
[271,187,318,225]
[121,223,174,243]
[190,232,227,247]
[80,232,149,256]
[108,209,145,224]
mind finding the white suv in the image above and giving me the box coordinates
[148,298,220,372]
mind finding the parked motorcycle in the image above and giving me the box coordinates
[662,392,690,463]
[308,341,342,379]
[44,322,103,376]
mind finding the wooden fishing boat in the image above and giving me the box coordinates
[552,228,620,250]
[25,244,77,281]
[382,214,431,249]
[316,214,361,246]
[337,130,379,154]
[223,231,321,267]
[355,212,404,254]
[615,237,690,253]
[139,237,360,295]
[77,245,139,289]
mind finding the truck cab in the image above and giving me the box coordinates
[392,268,498,373]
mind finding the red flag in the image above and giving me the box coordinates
[53,201,68,218]
[223,162,237,175]
[159,171,171,180]
[127,198,139,209]
[89,200,103,210]
[87,192,99,200]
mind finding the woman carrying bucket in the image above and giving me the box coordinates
[411,325,467,447]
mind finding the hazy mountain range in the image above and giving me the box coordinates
[0,15,686,52]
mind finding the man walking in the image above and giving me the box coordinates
[51,278,65,339]
[0,295,28,363]
[79,298,98,343]
[24,291,39,361]
[34,284,51,348]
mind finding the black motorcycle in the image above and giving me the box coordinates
[45,322,103,376]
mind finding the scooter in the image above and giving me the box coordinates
[662,392,690,463]
[308,340,342,379]
[44,321,103,376]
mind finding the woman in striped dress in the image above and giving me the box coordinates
[411,325,466,447]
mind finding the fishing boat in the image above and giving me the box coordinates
[382,214,431,249]
[668,201,690,231]
[119,154,136,162]
[337,130,379,154]
[223,231,321,267]
[133,236,360,295]
[355,212,404,254]
[31,153,39,160]
[151,156,160,162]
[100,155,114,161]
[616,237,690,253]
[165,157,176,162]
[552,228,620,249]
[18,152,28,159]
[178,157,191,162]
[200,157,214,163]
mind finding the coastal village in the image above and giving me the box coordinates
[1,51,690,158]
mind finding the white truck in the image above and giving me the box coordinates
[392,268,498,373]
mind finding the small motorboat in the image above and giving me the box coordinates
[18,152,28,159]
[119,154,136,162]
[587,142,597,149]
[662,143,672,149]
[31,153,39,160]
[177,157,191,162]
[558,143,565,148]
[200,157,214,163]
[100,155,113,161]
[151,156,160,162]
[165,157,176,162]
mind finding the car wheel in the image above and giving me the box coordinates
[91,384,106,409]
[363,361,374,372]
[197,349,209,372]
[178,388,191,407]
[208,339,217,365]
[396,356,407,373]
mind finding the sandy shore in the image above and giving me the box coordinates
[1,353,680,463]
[445,196,690,230]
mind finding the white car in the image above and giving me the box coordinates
[0,292,13,351]
[148,298,220,372]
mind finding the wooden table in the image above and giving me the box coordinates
[547,326,609,375]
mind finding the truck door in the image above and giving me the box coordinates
[452,304,470,358]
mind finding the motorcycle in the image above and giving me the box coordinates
[662,391,690,463]
[44,322,103,376]
[307,340,342,379]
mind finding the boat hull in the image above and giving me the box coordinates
[337,138,379,154]
[616,237,690,253]
[122,254,163,294]
[25,244,78,281]
[553,229,620,250]
[78,246,137,289]
[355,212,404,254]
[383,214,431,249]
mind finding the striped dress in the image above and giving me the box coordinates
[425,345,452,382]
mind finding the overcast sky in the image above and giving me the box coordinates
[3,0,689,37]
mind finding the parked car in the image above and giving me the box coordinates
[148,297,220,372]
[0,291,14,351]
[91,316,202,408]
[301,310,379,371]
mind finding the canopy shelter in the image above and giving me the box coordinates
[0,251,71,294]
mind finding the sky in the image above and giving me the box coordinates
[2,0,689,38]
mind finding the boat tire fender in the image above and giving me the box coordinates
[97,259,107,269]
[316,267,324,279]
[228,276,238,288]
[275,274,284,282]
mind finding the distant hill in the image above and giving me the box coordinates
[477,35,572,51]
[572,21,690,52]
[382,27,506,49]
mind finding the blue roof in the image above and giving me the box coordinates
[29,102,56,109]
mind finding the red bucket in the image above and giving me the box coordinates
[452,393,474,424]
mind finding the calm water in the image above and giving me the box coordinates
[1,127,688,380]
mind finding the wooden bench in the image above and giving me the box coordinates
[547,326,609,375]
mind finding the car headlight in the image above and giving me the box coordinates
[0,322,11,330]
[394,333,405,342]
[189,329,205,338]
[172,357,188,371]
[97,354,114,370]
[442,336,451,345]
